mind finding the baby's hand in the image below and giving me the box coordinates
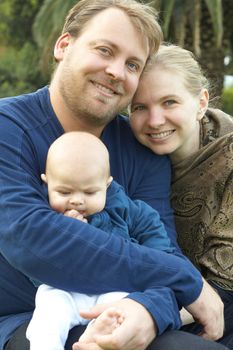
[64,209,88,223]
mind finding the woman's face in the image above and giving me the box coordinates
[129,67,208,163]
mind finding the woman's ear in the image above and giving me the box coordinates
[41,173,47,184]
[54,33,71,62]
[197,89,209,120]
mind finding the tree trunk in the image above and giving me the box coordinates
[183,1,223,106]
[184,0,233,107]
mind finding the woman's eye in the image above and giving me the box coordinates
[131,105,145,112]
[164,100,176,106]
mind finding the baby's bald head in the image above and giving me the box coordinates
[42,132,113,216]
[45,131,111,180]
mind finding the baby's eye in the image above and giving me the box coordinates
[58,190,71,195]
[85,191,97,196]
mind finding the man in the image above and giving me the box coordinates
[0,1,225,350]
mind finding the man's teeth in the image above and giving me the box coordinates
[149,130,173,139]
[94,82,115,95]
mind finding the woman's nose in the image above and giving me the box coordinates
[147,108,166,127]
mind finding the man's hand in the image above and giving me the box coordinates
[186,278,224,340]
[72,298,157,350]
[180,307,194,326]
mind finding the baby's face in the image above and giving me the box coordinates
[45,166,111,217]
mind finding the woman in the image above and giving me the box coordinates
[129,43,233,350]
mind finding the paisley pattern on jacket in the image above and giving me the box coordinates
[171,109,233,290]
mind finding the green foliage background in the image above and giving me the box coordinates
[0,0,233,115]
[222,87,233,115]
[0,0,46,96]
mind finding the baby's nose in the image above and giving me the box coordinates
[69,195,84,205]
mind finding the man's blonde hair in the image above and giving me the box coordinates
[62,0,163,59]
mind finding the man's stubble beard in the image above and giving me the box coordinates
[73,93,122,127]
[59,66,131,127]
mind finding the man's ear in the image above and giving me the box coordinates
[54,33,72,62]
[41,173,47,184]
[107,176,113,188]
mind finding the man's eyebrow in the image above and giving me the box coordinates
[89,39,145,66]
[89,39,118,50]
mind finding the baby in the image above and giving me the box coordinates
[26,131,173,350]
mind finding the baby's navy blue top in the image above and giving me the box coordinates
[89,180,174,251]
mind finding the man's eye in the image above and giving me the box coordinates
[98,47,111,56]
[85,192,96,196]
[127,62,139,72]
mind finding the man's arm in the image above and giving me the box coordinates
[186,279,224,340]
[72,285,224,350]
[0,109,222,339]
[0,116,202,302]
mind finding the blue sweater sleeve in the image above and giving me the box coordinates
[129,288,181,334]
[0,93,202,337]
[127,199,174,251]
[103,181,174,252]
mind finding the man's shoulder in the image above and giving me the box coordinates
[0,87,52,130]
[0,87,48,108]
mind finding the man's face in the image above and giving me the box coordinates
[54,7,149,129]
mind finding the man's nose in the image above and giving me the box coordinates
[105,59,126,81]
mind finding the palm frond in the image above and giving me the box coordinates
[33,0,77,47]
[204,0,223,48]
[159,0,175,37]
[33,0,77,78]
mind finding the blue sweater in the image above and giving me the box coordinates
[32,180,174,288]
[0,87,202,348]
[89,180,174,251]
